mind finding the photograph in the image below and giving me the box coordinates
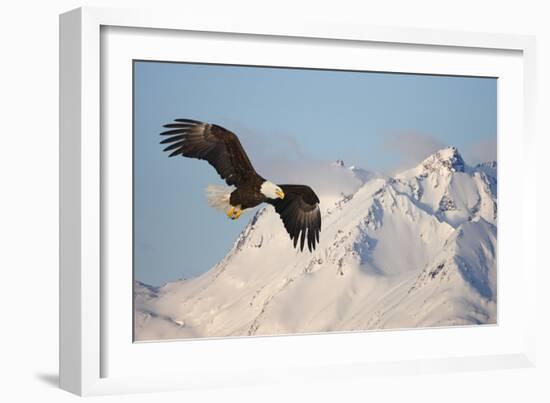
[132,61,497,341]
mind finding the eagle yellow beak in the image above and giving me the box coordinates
[276,189,285,199]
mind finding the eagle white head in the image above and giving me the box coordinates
[261,181,285,200]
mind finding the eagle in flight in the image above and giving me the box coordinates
[160,119,322,252]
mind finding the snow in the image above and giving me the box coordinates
[134,147,498,341]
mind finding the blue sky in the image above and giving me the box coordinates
[134,61,496,286]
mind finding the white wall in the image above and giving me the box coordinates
[1,0,548,401]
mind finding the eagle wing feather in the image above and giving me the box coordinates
[267,185,321,252]
[160,119,257,186]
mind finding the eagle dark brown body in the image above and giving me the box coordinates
[160,118,322,252]
[229,177,267,210]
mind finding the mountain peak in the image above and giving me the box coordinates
[419,147,465,174]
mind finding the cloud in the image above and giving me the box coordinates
[382,130,446,172]
[208,120,365,203]
[210,120,363,202]
[465,137,497,165]
[257,158,365,205]
[215,119,306,163]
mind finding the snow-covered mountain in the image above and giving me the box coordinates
[135,147,497,341]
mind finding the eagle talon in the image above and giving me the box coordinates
[227,206,242,220]
[232,208,242,220]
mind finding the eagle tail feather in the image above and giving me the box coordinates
[205,184,232,212]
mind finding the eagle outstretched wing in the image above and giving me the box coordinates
[267,185,321,252]
[160,119,258,186]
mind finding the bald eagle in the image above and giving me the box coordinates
[160,118,321,252]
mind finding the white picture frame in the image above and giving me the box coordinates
[59,6,537,396]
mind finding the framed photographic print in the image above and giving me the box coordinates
[60,6,537,396]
